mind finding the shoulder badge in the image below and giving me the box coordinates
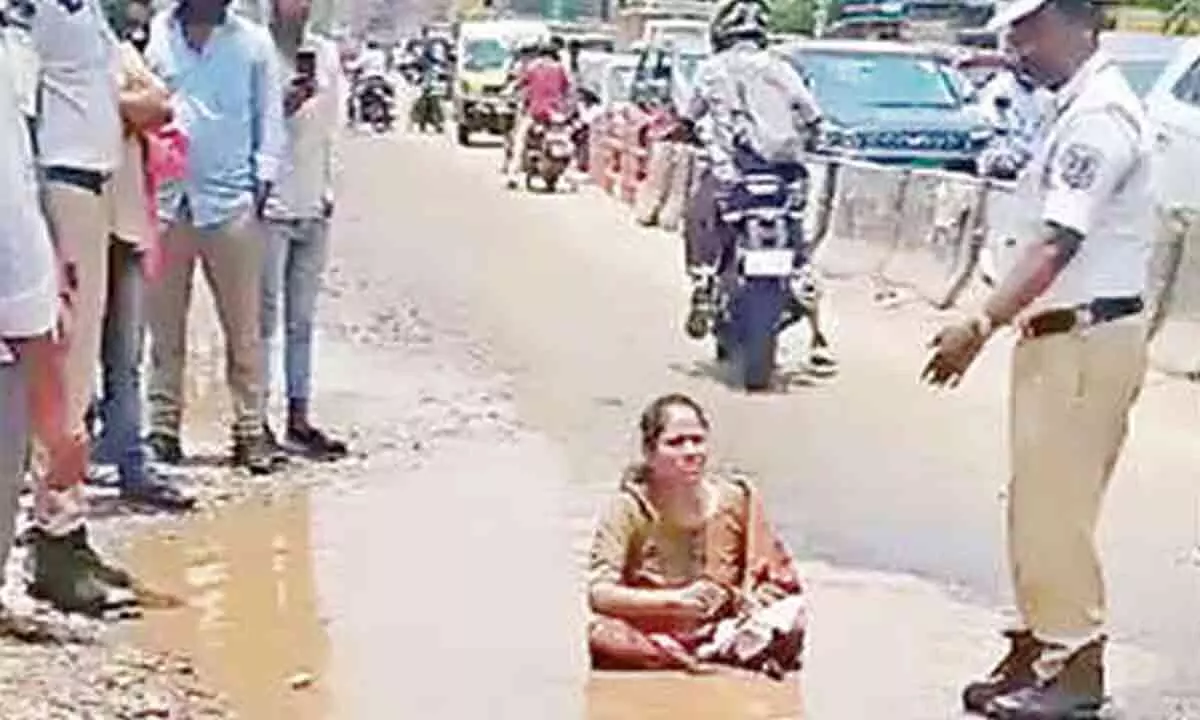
[1056,142,1103,191]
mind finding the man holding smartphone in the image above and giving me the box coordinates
[261,0,347,459]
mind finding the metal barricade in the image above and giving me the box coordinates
[810,158,907,278]
[634,141,696,231]
[879,168,987,309]
[1147,207,1200,379]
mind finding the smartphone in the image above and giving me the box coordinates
[295,49,317,83]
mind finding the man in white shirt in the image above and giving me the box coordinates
[260,0,347,459]
[2,11,134,618]
[30,0,122,434]
[27,0,145,615]
[924,0,1152,716]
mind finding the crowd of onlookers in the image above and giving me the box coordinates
[0,0,345,622]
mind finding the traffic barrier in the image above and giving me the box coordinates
[591,141,1200,343]
[634,141,695,231]
[657,144,694,232]
[810,159,906,278]
[878,169,987,309]
[1147,208,1200,379]
[633,141,675,225]
[614,111,653,205]
[804,158,837,250]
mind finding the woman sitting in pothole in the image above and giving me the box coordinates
[587,393,806,680]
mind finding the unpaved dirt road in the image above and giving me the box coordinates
[128,126,1200,720]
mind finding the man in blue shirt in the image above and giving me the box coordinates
[143,0,285,474]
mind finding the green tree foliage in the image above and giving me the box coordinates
[770,0,818,34]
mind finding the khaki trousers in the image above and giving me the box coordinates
[41,181,111,436]
[1008,316,1147,639]
[147,209,266,442]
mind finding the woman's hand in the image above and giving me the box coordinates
[667,579,729,621]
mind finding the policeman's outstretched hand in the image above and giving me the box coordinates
[922,320,987,388]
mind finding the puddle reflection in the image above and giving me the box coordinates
[128,493,332,720]
[586,672,804,719]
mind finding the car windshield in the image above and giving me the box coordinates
[463,38,509,72]
[1115,59,1168,98]
[792,50,961,117]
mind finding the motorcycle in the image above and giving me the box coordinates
[355,76,394,133]
[706,157,812,391]
[521,111,575,193]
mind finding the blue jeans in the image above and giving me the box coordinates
[261,218,330,405]
[94,239,151,487]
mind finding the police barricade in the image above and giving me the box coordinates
[803,157,837,250]
[877,168,989,309]
[809,158,907,278]
[1146,207,1200,379]
[634,141,696,231]
[658,143,695,232]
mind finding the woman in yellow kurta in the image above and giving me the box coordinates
[588,393,807,679]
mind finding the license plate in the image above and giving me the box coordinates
[742,248,794,277]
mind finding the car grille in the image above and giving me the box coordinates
[862,130,969,153]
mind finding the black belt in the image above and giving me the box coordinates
[42,166,110,196]
[1021,296,1143,339]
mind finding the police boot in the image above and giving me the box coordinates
[963,630,1046,714]
[685,267,718,340]
[64,526,134,588]
[28,528,135,617]
[986,636,1109,720]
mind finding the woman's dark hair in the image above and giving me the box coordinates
[638,393,710,453]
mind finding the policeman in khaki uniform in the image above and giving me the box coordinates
[923,0,1152,717]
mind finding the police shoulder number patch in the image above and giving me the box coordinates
[1056,142,1103,191]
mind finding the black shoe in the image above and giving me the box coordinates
[232,434,282,476]
[963,630,1045,715]
[145,432,183,466]
[286,425,349,461]
[121,475,196,512]
[987,637,1109,720]
[28,528,136,617]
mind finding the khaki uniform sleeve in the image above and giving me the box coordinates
[588,492,643,588]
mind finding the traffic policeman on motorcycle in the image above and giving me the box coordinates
[679,0,837,376]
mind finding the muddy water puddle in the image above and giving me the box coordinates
[127,492,332,720]
[587,673,803,719]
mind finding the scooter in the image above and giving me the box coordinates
[520,111,575,193]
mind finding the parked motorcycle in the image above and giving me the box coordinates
[707,160,812,391]
[410,72,448,134]
[521,112,575,193]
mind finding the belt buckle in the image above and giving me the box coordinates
[1073,303,1095,333]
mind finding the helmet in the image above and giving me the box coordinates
[709,0,770,52]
